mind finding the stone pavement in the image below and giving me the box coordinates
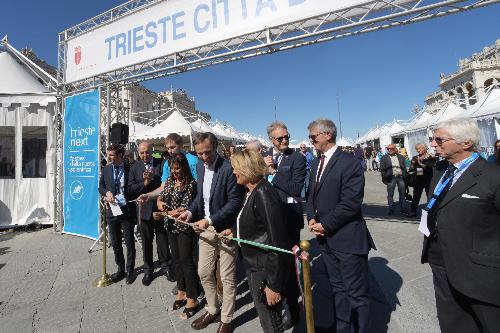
[0,172,439,332]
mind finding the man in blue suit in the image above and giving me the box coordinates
[307,119,375,333]
[262,121,306,329]
[178,132,243,333]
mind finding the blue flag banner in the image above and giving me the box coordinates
[63,90,100,239]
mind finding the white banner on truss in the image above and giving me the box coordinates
[65,0,379,83]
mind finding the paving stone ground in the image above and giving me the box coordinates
[0,172,439,332]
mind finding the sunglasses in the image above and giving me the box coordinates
[432,136,455,145]
[308,132,328,142]
[271,134,290,143]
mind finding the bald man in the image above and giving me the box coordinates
[128,142,173,286]
[379,144,408,215]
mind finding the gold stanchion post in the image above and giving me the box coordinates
[94,203,113,287]
[300,240,314,333]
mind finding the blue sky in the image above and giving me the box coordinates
[1,1,499,141]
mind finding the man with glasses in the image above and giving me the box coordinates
[263,121,306,330]
[307,118,375,333]
[379,144,408,215]
[421,118,500,333]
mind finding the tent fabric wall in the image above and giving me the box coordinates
[0,102,56,226]
[406,129,428,157]
[477,118,498,149]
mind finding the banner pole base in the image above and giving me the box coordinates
[94,274,113,288]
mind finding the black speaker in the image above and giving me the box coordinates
[110,123,129,144]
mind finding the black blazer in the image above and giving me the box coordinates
[379,153,408,184]
[421,157,500,306]
[188,155,243,233]
[306,148,375,255]
[127,160,162,220]
[98,163,133,218]
[262,147,306,229]
[238,180,290,293]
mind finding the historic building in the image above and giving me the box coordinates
[425,39,500,113]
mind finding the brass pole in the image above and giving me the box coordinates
[300,240,314,333]
[94,202,113,287]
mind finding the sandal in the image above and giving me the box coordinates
[172,299,187,310]
[180,302,200,319]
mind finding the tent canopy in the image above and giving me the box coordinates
[0,52,50,95]
[136,110,203,140]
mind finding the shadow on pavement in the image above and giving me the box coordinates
[305,238,402,333]
[0,246,10,256]
[363,204,419,223]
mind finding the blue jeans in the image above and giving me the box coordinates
[387,176,405,210]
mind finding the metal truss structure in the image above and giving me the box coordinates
[57,0,500,95]
[53,0,500,229]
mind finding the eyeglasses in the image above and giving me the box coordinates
[432,136,455,145]
[271,134,290,143]
[308,132,328,142]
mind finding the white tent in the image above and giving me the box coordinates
[137,110,204,140]
[129,121,153,141]
[337,137,355,147]
[211,122,234,142]
[191,118,214,133]
[467,87,500,149]
[0,51,56,226]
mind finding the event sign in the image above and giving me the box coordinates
[63,90,100,239]
[65,0,401,83]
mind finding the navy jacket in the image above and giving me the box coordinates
[263,147,306,230]
[188,155,243,233]
[98,163,134,219]
[306,148,375,255]
[127,160,162,220]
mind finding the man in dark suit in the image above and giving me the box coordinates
[379,144,408,215]
[128,141,173,286]
[262,121,306,329]
[421,118,500,333]
[178,132,243,333]
[307,119,375,333]
[98,144,136,284]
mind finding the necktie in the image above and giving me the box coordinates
[428,164,457,235]
[273,153,283,168]
[114,166,121,194]
[312,154,325,212]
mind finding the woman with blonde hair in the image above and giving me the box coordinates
[226,150,290,333]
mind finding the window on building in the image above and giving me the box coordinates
[22,126,47,178]
[0,126,15,179]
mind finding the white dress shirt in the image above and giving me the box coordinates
[203,157,217,224]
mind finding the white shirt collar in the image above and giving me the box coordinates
[322,144,338,159]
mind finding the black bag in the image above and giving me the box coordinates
[405,171,418,188]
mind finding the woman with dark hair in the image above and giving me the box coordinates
[407,143,437,217]
[487,139,500,165]
[154,153,200,319]
[225,150,290,333]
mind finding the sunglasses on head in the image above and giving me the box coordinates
[271,134,290,143]
[432,136,455,145]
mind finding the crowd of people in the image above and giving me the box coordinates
[98,117,500,333]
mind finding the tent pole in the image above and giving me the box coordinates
[189,134,193,151]
[106,85,110,148]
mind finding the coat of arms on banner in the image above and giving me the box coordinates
[74,46,81,65]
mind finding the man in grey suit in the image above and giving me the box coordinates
[178,132,243,333]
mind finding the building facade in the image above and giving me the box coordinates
[425,39,500,113]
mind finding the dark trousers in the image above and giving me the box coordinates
[108,213,136,273]
[321,245,370,333]
[247,269,284,333]
[410,182,430,213]
[387,176,405,210]
[284,224,301,316]
[430,262,500,333]
[169,229,200,299]
[139,218,170,274]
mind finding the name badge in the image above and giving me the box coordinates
[417,168,424,176]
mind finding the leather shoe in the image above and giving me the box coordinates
[282,312,299,330]
[126,271,136,285]
[191,311,219,330]
[110,271,125,283]
[216,322,233,333]
[142,273,153,286]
